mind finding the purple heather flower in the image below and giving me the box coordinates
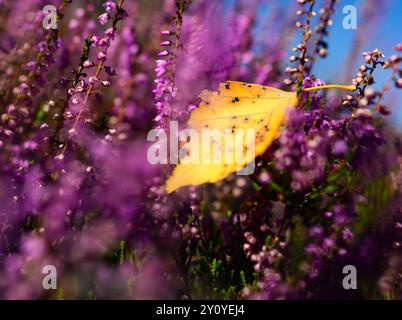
[103,1,116,13]
[104,66,117,76]
[342,228,354,241]
[98,13,110,25]
[332,139,348,156]
[302,76,325,89]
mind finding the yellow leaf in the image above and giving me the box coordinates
[165,81,355,193]
[165,81,297,193]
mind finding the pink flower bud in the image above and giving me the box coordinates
[161,30,174,36]
[97,52,107,61]
[83,60,95,68]
[158,50,170,57]
[89,76,99,84]
[394,43,402,52]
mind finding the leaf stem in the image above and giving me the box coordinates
[302,84,356,92]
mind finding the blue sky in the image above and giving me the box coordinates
[275,0,402,126]
[310,0,402,127]
[225,0,402,127]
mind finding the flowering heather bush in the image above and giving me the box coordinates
[0,0,402,300]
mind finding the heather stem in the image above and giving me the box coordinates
[15,0,72,106]
[51,37,92,146]
[61,0,125,156]
[170,0,188,117]
[306,0,337,75]
[298,0,315,76]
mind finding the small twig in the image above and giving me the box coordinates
[169,0,189,118]
[60,0,125,156]
[306,0,337,75]
[51,38,92,145]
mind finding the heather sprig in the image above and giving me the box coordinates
[60,0,126,156]
[343,0,386,82]
[305,0,338,74]
[374,44,402,112]
[153,0,190,127]
[12,0,71,110]
[285,0,316,86]
[51,37,93,148]
[342,48,400,113]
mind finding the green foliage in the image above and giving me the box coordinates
[287,215,307,284]
[353,176,394,236]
